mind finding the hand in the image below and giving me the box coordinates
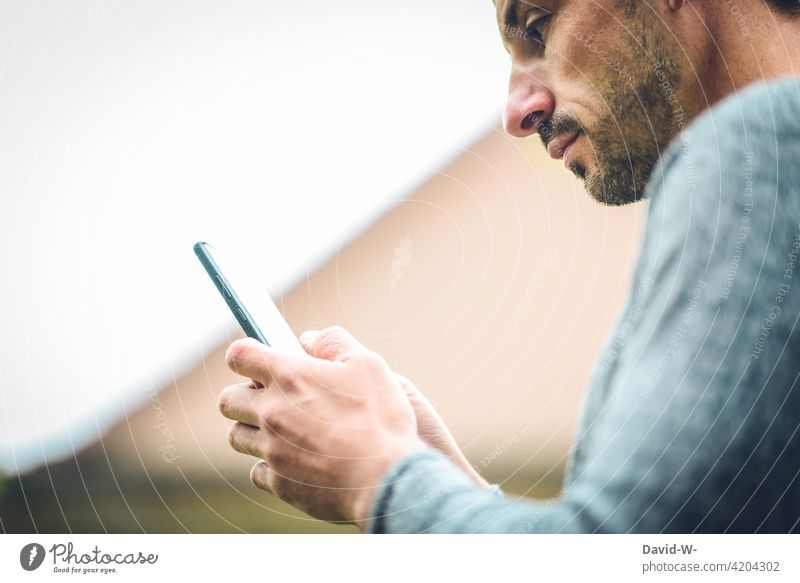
[393,374,489,490]
[218,326,427,529]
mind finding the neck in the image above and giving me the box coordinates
[704,5,800,107]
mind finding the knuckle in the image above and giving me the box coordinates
[272,362,298,389]
[264,443,288,467]
[260,407,281,432]
[325,324,347,336]
[316,325,344,349]
[259,439,274,461]
[356,349,387,370]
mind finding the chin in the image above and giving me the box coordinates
[584,170,649,206]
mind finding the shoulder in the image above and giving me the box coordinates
[650,77,800,207]
[627,77,800,312]
[642,78,800,254]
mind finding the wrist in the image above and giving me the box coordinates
[350,438,427,529]
[445,450,490,489]
[463,464,491,489]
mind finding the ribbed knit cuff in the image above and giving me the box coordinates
[366,449,492,533]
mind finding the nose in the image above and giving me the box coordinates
[503,68,556,138]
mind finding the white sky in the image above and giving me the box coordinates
[0,0,509,474]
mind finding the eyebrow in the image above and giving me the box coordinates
[503,0,520,30]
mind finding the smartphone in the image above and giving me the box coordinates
[193,241,304,354]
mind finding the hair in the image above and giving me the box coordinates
[621,1,800,18]
[766,0,800,17]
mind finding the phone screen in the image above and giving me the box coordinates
[194,241,305,355]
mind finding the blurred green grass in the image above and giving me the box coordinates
[0,455,562,533]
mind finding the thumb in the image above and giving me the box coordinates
[299,325,367,362]
[225,337,295,386]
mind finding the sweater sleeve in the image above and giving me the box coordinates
[366,449,591,533]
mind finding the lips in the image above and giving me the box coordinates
[547,131,581,161]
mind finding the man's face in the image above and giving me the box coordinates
[496,0,683,205]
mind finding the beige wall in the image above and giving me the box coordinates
[104,126,646,496]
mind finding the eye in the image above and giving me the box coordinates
[525,14,551,47]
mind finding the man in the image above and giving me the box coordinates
[218,0,800,532]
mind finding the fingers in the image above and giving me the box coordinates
[250,460,274,494]
[225,337,300,387]
[298,330,317,355]
[228,422,265,458]
[218,381,264,426]
[299,325,368,362]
